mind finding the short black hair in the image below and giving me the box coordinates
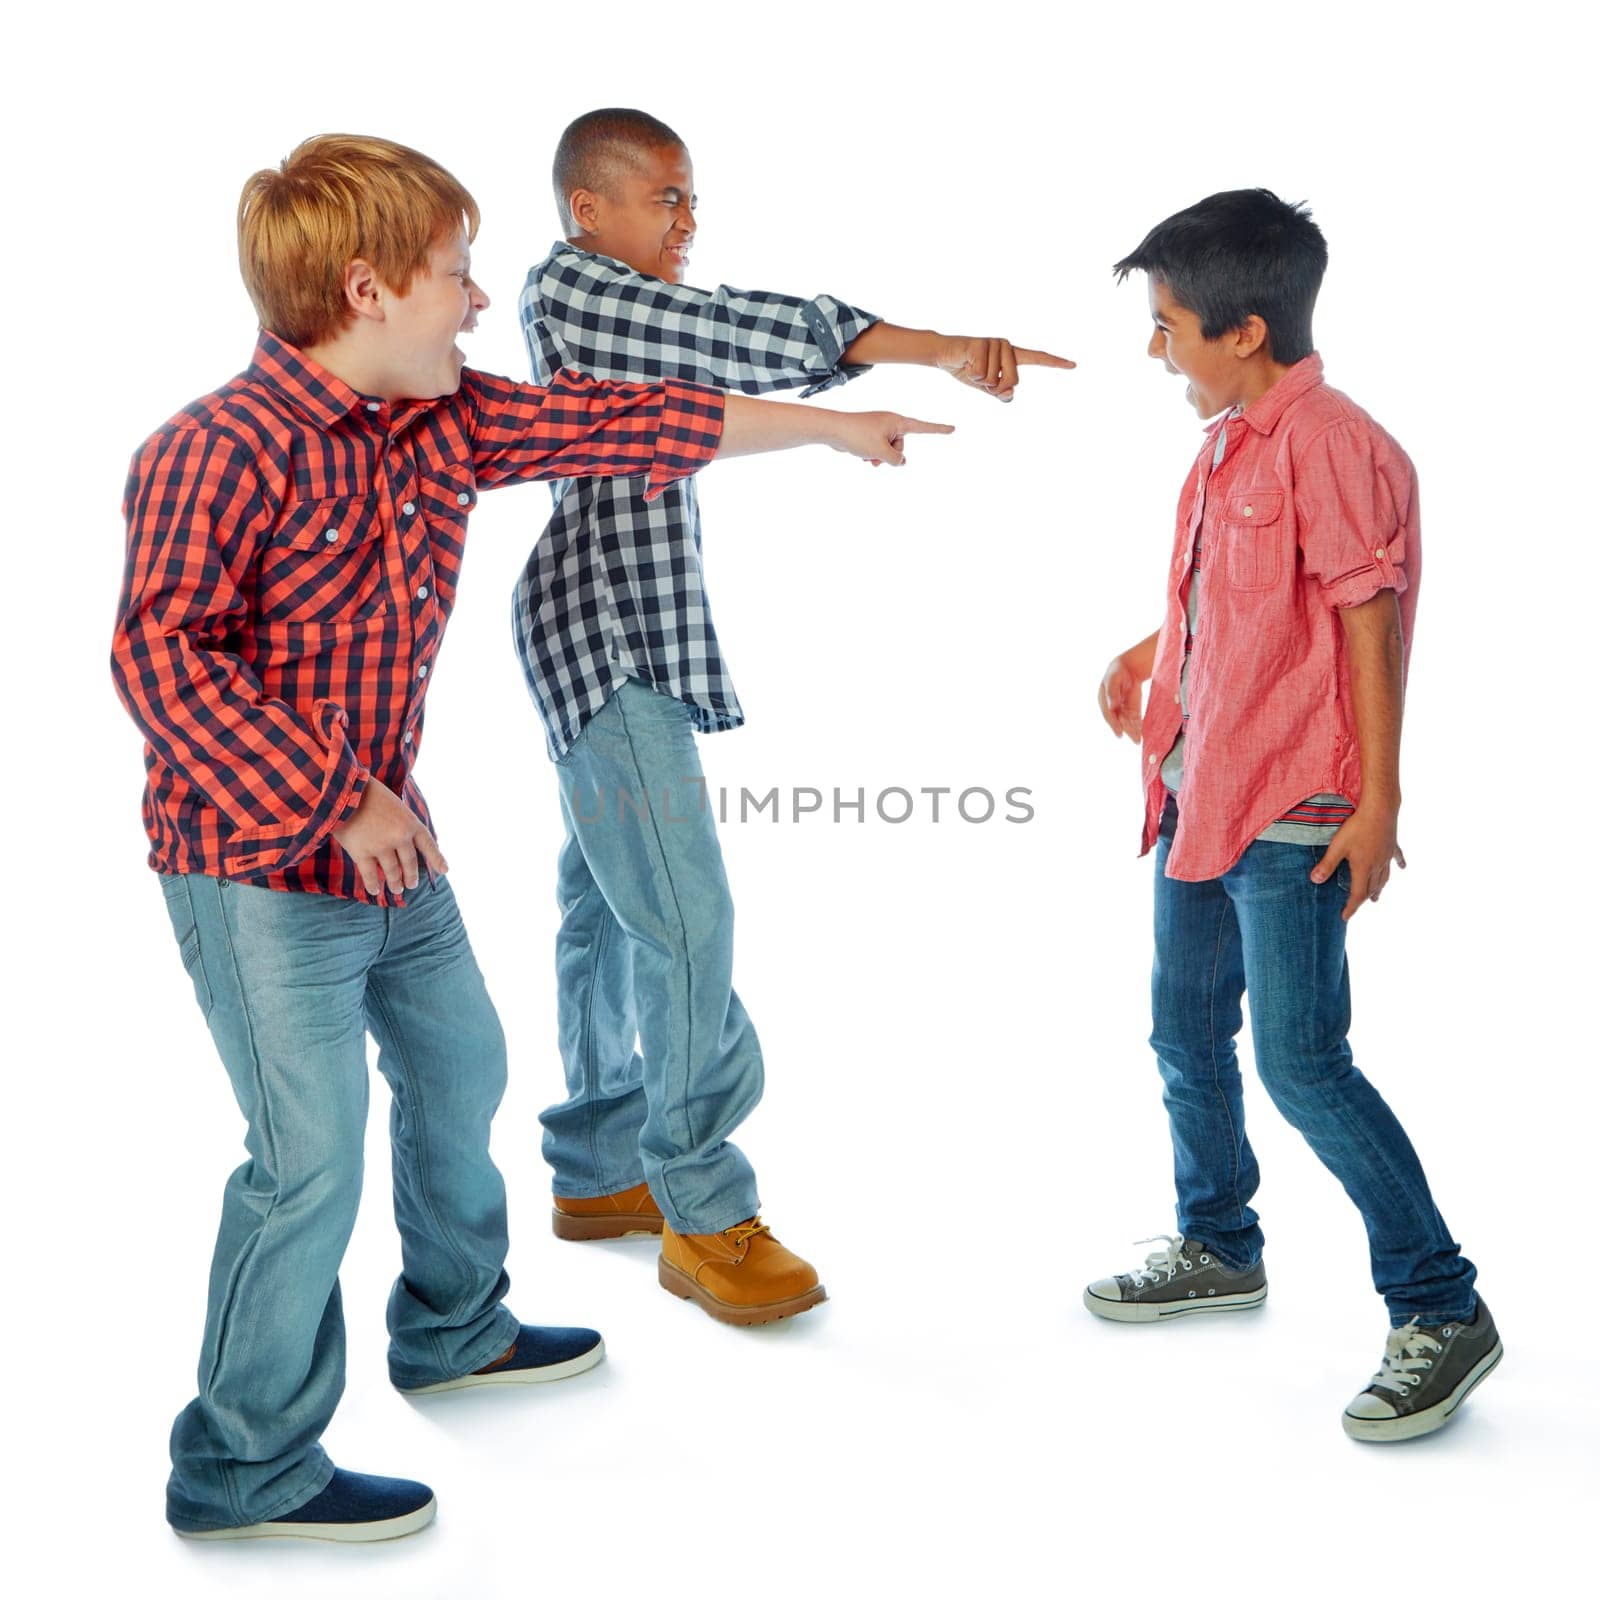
[553,108,687,233]
[1113,189,1328,365]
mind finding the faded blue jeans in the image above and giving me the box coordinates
[1151,804,1477,1326]
[542,680,762,1234]
[157,871,520,1533]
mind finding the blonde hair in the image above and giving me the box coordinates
[237,133,480,349]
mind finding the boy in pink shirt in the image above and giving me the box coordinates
[1087,189,1498,1442]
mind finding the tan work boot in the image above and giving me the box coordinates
[552,1181,664,1241]
[658,1218,826,1326]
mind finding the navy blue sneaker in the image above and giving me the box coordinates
[397,1324,605,1395]
[175,1469,436,1543]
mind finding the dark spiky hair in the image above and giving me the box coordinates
[552,108,686,233]
[1113,189,1328,365]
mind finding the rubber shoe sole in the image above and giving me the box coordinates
[1083,1283,1268,1323]
[1342,1339,1504,1442]
[397,1339,605,1395]
[658,1254,827,1326]
[176,1496,436,1544]
[551,1206,664,1241]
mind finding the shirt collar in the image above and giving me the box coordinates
[248,329,378,431]
[1237,352,1324,436]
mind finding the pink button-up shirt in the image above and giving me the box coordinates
[1140,354,1421,880]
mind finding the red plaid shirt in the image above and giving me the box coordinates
[1140,354,1421,880]
[112,332,724,902]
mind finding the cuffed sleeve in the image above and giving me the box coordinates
[1294,421,1412,609]
[524,245,880,397]
[464,368,724,501]
[796,293,880,395]
[110,424,369,877]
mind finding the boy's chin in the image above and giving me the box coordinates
[428,351,467,397]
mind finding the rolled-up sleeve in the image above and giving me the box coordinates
[523,246,879,398]
[110,424,367,876]
[465,368,724,502]
[1294,421,1412,608]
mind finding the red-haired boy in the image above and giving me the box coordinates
[112,133,948,1541]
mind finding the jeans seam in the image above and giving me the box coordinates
[1205,892,1250,1235]
[365,976,482,1355]
[1255,870,1466,1317]
[1300,892,1447,1309]
[612,688,701,1215]
[582,908,615,1190]
[206,881,284,1528]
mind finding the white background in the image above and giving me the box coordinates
[4,1,1595,1595]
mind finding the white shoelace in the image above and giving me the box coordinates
[1126,1234,1195,1288]
[1369,1319,1443,1395]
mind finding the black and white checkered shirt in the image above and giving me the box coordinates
[515,243,879,760]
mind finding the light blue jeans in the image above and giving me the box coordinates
[543,680,763,1233]
[157,871,520,1533]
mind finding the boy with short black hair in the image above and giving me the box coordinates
[113,132,949,1542]
[521,107,1072,1325]
[1088,188,1498,1441]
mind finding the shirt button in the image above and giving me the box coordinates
[1375,546,1387,560]
[1148,753,1158,765]
[401,500,416,517]
[417,664,428,680]
[1242,505,1254,517]
[456,492,471,507]
[323,528,338,543]
[365,401,381,413]
[416,585,429,600]
[403,729,414,745]
[1174,693,1181,705]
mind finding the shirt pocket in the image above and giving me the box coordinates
[258,494,391,625]
[1218,489,1286,592]
[417,464,477,618]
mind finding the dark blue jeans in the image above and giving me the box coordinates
[1151,808,1476,1325]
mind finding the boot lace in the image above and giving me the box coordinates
[1126,1234,1194,1287]
[725,1218,771,1248]
[1368,1319,1443,1395]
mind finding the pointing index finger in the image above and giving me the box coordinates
[1013,348,1077,369]
[899,418,956,435]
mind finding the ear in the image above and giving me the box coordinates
[567,187,603,236]
[1232,315,1270,360]
[342,257,386,323]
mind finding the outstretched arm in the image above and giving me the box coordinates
[525,249,878,396]
[467,368,953,498]
[527,247,1073,403]
[844,324,1076,402]
[717,394,953,466]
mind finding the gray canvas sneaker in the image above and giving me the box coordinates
[1084,1234,1268,1322]
[1342,1297,1503,1441]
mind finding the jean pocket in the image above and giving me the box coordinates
[159,874,215,1019]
